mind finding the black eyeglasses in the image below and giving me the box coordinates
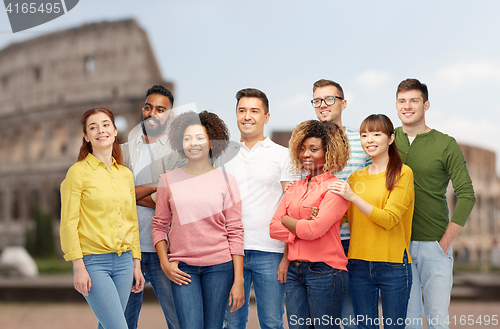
[311,96,344,108]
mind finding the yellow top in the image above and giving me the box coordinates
[60,153,141,261]
[346,164,414,263]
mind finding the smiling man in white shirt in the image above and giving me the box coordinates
[220,88,299,329]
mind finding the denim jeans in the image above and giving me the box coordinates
[224,250,285,329]
[171,260,234,329]
[80,251,134,329]
[124,252,178,329]
[341,239,357,329]
[285,261,347,329]
[348,252,412,329]
[406,241,453,329]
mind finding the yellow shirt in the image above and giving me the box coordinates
[347,164,414,263]
[60,153,141,261]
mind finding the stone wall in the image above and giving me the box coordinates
[0,19,173,251]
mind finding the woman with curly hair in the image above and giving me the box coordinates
[329,114,414,329]
[60,108,144,328]
[269,120,350,329]
[152,111,244,329]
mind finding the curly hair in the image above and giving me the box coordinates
[169,111,230,159]
[289,120,350,175]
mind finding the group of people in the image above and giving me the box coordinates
[60,78,475,329]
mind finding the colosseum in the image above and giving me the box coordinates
[0,19,173,250]
[0,19,498,266]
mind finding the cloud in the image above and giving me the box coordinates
[276,92,310,111]
[435,60,500,87]
[427,110,500,174]
[354,69,392,90]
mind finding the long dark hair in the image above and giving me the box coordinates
[359,114,402,191]
[77,108,123,165]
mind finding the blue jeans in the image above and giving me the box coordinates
[341,239,357,329]
[171,260,234,329]
[124,252,178,329]
[348,252,412,329]
[285,261,347,329]
[224,250,285,329]
[80,251,134,329]
[406,241,453,329]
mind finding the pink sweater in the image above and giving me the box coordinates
[269,171,349,270]
[152,168,244,266]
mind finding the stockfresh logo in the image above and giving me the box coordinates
[4,0,79,33]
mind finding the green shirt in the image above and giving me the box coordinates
[394,127,475,241]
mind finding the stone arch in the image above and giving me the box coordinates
[0,132,8,164]
[50,123,68,157]
[12,130,24,163]
[29,125,45,161]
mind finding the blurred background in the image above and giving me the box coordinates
[0,1,499,328]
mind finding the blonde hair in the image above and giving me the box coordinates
[289,120,350,174]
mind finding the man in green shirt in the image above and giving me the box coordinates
[394,78,475,329]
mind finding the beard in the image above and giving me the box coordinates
[141,116,168,137]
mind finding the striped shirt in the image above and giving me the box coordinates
[336,127,371,240]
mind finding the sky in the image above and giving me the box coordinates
[1,0,500,174]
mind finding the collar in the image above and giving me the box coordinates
[157,133,169,145]
[304,170,333,182]
[85,153,120,170]
[129,133,169,147]
[239,136,272,149]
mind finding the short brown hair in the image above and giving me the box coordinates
[235,88,269,114]
[396,78,429,103]
[289,120,350,175]
[312,79,344,98]
[169,111,230,160]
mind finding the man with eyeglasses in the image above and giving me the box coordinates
[121,85,186,329]
[311,79,370,329]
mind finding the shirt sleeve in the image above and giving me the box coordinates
[60,165,84,261]
[128,170,141,259]
[269,192,297,244]
[120,143,131,167]
[295,191,349,241]
[445,139,476,226]
[367,167,415,230]
[223,175,244,256]
[280,153,301,182]
[151,174,172,247]
[173,153,188,170]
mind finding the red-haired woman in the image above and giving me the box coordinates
[60,108,145,329]
[330,114,414,329]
